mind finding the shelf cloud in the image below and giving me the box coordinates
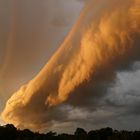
[1,0,140,131]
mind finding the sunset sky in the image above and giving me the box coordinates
[0,0,83,104]
[0,0,140,133]
[0,0,84,129]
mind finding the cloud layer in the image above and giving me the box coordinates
[1,0,140,131]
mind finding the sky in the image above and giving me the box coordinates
[0,0,140,134]
[0,0,83,103]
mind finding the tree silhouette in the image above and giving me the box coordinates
[75,128,87,140]
[0,124,140,140]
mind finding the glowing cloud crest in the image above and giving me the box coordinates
[2,0,140,130]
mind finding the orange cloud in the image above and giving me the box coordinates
[1,0,140,131]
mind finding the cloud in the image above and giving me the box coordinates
[1,0,140,131]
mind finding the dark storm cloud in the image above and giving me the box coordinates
[59,65,140,130]
[46,63,140,132]
[53,71,140,131]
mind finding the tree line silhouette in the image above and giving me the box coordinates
[0,124,140,140]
